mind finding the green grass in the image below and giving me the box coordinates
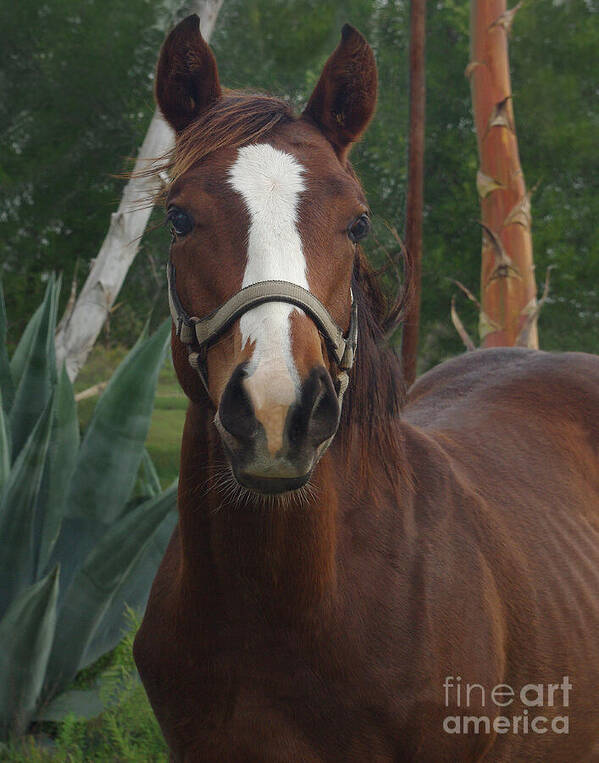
[0,614,168,762]
[75,343,186,487]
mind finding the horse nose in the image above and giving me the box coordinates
[218,365,259,445]
[218,365,339,467]
[287,367,339,452]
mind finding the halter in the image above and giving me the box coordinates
[166,262,358,406]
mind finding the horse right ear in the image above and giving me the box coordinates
[303,24,377,159]
[155,14,222,134]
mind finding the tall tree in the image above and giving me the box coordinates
[54,0,224,380]
[468,0,538,348]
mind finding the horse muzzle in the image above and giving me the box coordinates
[215,364,340,494]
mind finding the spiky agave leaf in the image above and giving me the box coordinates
[0,292,178,738]
[65,319,170,525]
[43,483,177,696]
[0,397,54,618]
[127,448,163,508]
[9,298,44,386]
[49,320,171,597]
[0,280,14,413]
[81,506,177,668]
[35,687,104,723]
[0,391,10,495]
[0,566,59,739]
[138,447,162,499]
[9,276,59,456]
[35,366,79,578]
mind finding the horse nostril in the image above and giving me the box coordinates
[289,367,339,450]
[288,413,304,448]
[308,374,339,446]
[219,365,258,443]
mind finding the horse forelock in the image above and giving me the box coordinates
[163,92,294,192]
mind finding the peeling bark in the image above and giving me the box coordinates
[55,0,224,381]
[469,0,538,348]
[477,169,504,198]
[489,1,523,34]
[516,266,552,347]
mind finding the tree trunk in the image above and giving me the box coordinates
[468,0,538,348]
[401,0,426,387]
[55,0,224,381]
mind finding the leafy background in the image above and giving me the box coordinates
[0,0,597,755]
[1,0,597,367]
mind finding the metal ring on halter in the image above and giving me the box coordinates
[166,262,358,406]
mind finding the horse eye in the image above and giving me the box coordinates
[348,214,370,243]
[167,207,193,237]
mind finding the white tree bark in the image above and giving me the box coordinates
[55,0,224,381]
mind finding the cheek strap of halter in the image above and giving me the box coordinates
[166,262,358,406]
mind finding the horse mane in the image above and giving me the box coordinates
[337,249,409,483]
[153,91,411,476]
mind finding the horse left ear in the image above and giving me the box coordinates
[303,24,377,159]
[155,14,222,134]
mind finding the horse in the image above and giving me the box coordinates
[134,14,599,761]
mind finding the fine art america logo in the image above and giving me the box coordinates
[443,676,571,735]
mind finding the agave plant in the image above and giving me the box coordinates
[0,276,177,739]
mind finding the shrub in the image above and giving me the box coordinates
[0,276,177,740]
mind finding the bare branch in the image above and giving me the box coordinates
[74,381,108,402]
[451,296,477,351]
[451,279,482,312]
[382,223,414,340]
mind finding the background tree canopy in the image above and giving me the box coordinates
[1,0,597,370]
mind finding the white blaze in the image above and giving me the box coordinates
[228,143,308,410]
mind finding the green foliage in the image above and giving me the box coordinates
[0,280,177,741]
[4,0,596,366]
[74,611,167,761]
[0,0,181,340]
[75,345,187,488]
[0,569,59,742]
[422,0,599,362]
[0,615,168,762]
[509,0,599,352]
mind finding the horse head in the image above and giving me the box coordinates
[156,15,377,494]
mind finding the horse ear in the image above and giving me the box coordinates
[155,14,222,134]
[303,24,377,158]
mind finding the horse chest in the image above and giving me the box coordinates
[137,587,501,763]
[136,603,426,761]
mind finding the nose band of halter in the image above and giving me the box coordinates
[166,262,358,405]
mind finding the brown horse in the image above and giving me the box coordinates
[134,15,599,761]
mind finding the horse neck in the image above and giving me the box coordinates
[176,339,408,617]
[177,400,341,615]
